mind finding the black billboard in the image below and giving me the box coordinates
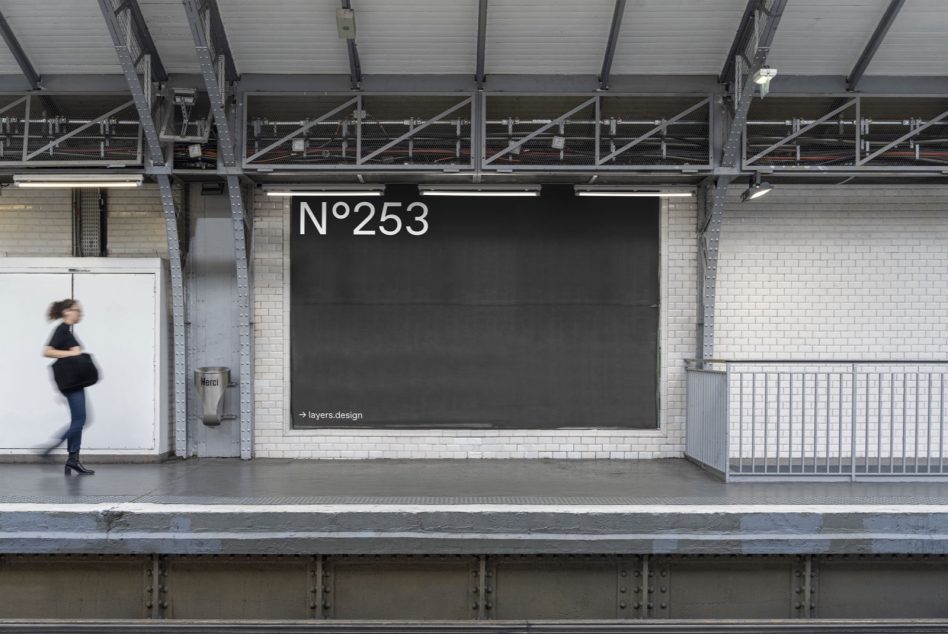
[290,185,659,429]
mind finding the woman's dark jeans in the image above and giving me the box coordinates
[62,388,86,453]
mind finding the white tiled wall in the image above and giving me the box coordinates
[715,185,948,360]
[0,188,72,257]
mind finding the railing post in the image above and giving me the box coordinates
[851,363,857,481]
[724,362,731,482]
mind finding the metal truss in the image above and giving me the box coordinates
[482,93,712,172]
[243,93,476,171]
[0,94,142,166]
[744,96,948,171]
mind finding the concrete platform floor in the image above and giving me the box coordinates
[0,458,947,555]
[1,457,948,504]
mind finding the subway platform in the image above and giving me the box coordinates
[1,458,947,556]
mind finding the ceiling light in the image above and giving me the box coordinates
[419,185,540,198]
[13,174,143,189]
[264,185,384,197]
[574,186,693,198]
[752,66,778,97]
[740,173,774,202]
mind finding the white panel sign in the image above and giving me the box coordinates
[72,273,157,451]
[0,274,73,449]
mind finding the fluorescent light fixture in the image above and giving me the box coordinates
[574,186,693,198]
[13,174,143,189]
[740,173,774,202]
[419,185,540,197]
[264,185,384,197]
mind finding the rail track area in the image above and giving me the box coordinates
[0,459,946,624]
[2,620,948,633]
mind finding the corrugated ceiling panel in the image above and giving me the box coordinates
[486,0,614,74]
[0,0,120,74]
[767,0,889,75]
[611,0,746,75]
[867,0,948,75]
[356,0,476,74]
[0,37,24,75]
[138,0,198,73]
[217,0,347,74]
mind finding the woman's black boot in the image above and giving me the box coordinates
[65,452,95,475]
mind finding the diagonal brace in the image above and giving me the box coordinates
[245,97,358,163]
[485,96,597,165]
[26,99,134,161]
[857,108,948,165]
[598,98,709,165]
[359,98,472,164]
[745,98,857,165]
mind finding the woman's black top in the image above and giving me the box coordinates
[47,322,80,351]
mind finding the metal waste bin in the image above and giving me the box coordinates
[195,366,230,425]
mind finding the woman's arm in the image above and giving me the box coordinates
[43,346,81,359]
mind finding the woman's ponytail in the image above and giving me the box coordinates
[48,299,76,321]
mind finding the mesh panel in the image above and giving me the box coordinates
[78,189,101,257]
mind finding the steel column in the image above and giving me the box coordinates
[227,175,253,460]
[99,0,188,458]
[158,175,189,458]
[184,0,252,457]
[699,0,786,359]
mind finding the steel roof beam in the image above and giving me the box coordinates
[98,0,164,166]
[475,0,488,89]
[124,0,168,82]
[340,0,363,90]
[598,0,626,91]
[0,10,58,116]
[183,0,237,166]
[720,0,759,85]
[204,0,237,83]
[847,0,905,92]
[0,11,38,89]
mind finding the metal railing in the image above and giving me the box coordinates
[686,360,948,481]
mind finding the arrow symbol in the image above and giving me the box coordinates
[298,412,306,417]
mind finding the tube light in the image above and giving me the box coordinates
[264,186,384,197]
[419,186,540,197]
[574,187,693,198]
[13,174,143,189]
